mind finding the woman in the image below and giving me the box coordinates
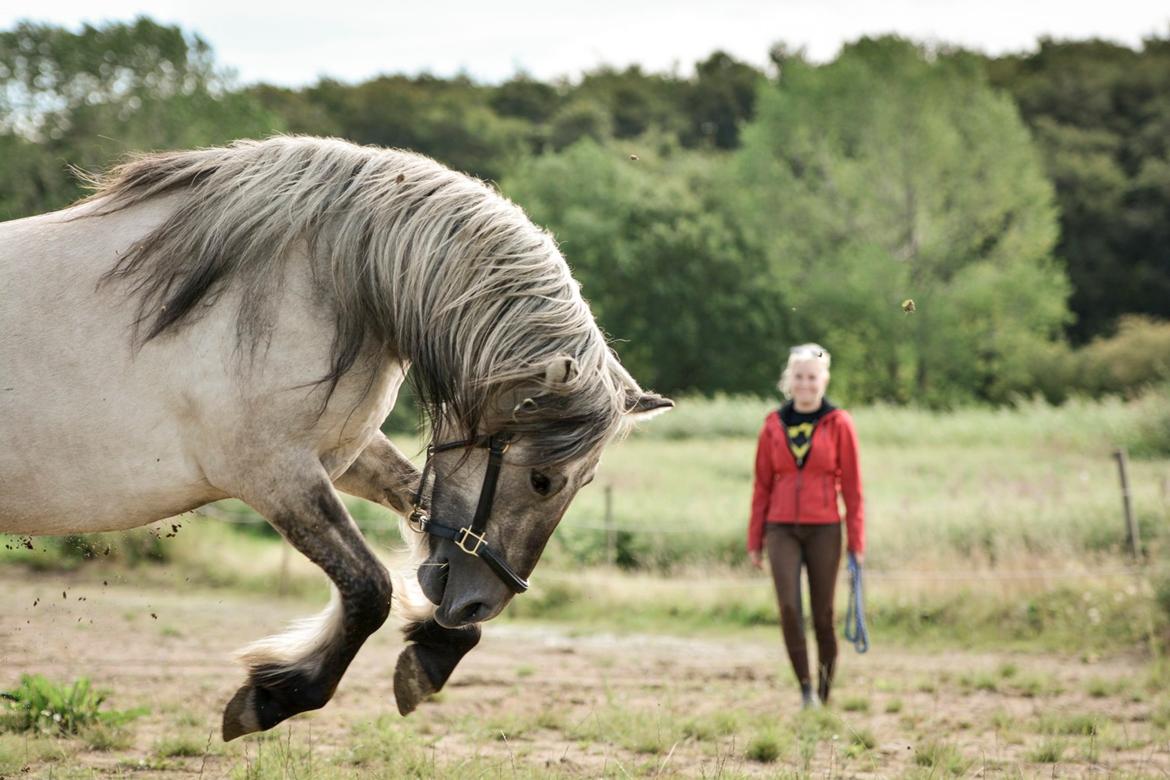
[748,343,864,708]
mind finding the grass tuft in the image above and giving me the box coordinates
[0,675,145,736]
[1029,737,1066,763]
[913,740,970,775]
[745,729,782,762]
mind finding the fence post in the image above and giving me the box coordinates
[604,484,615,566]
[278,542,291,596]
[1113,447,1140,560]
[1161,474,1169,526]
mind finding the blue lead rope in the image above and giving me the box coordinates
[844,551,870,653]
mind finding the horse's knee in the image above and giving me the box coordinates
[347,567,393,636]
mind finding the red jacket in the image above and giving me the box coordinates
[748,408,865,554]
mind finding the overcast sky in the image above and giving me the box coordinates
[3,0,1168,86]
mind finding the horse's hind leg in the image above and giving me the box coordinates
[393,619,481,715]
[221,462,392,741]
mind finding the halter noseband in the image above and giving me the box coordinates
[408,433,530,594]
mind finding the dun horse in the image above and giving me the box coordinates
[0,136,672,739]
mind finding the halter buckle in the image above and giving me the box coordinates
[455,527,487,557]
[407,507,429,534]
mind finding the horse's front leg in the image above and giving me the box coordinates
[222,461,393,740]
[333,435,483,715]
[331,434,478,716]
[333,432,420,513]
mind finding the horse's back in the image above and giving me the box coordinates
[0,200,405,535]
[0,200,227,532]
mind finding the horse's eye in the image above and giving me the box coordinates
[529,469,552,496]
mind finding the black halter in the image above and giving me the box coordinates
[408,433,530,594]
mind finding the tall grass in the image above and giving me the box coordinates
[551,390,1170,571]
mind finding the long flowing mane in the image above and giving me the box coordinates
[87,136,628,463]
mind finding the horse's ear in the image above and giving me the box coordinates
[625,390,674,421]
[543,355,578,390]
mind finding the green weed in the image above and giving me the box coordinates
[840,696,870,712]
[0,675,145,736]
[745,729,782,762]
[1036,712,1102,736]
[1029,738,1066,763]
[154,732,212,758]
[913,740,970,775]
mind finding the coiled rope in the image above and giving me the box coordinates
[844,551,870,653]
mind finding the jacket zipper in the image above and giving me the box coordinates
[795,472,802,525]
[779,410,828,526]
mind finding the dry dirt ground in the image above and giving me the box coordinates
[1,570,1168,778]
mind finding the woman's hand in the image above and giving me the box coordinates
[850,551,864,566]
[749,549,763,570]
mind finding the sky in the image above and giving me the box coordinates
[2,0,1168,87]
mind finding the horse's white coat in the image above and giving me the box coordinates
[0,196,405,534]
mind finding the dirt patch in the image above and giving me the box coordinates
[1,570,1167,777]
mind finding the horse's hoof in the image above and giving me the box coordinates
[222,685,261,741]
[393,646,434,716]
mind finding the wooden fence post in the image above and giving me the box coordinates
[278,542,291,595]
[1113,447,1140,560]
[1161,474,1169,525]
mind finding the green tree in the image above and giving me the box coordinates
[0,17,281,219]
[683,51,765,149]
[571,66,688,141]
[504,138,789,395]
[735,37,1069,404]
[490,73,561,124]
[985,37,1170,341]
[301,74,529,181]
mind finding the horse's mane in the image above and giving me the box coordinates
[87,136,630,464]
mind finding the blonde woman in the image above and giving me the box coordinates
[748,344,864,708]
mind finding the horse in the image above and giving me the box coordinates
[0,136,672,740]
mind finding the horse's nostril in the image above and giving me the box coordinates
[457,601,490,625]
[418,558,450,605]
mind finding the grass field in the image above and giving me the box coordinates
[1,574,1169,778]
[4,392,1170,652]
[3,394,1170,776]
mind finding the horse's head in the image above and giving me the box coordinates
[414,354,672,628]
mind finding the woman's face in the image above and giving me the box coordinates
[789,359,828,410]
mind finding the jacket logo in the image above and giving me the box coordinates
[786,422,814,462]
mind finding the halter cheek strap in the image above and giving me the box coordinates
[408,434,530,594]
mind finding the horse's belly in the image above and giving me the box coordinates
[0,395,225,534]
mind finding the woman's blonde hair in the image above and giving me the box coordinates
[777,343,831,398]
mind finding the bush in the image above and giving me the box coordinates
[1079,317,1170,396]
[1124,388,1170,458]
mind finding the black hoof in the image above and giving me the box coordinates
[393,646,434,716]
[222,684,261,741]
[393,620,482,716]
[221,667,332,741]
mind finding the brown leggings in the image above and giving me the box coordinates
[765,523,842,693]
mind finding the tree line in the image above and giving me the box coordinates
[2,18,1167,404]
